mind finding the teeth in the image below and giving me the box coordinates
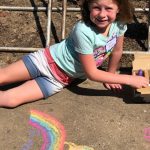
[96,19,106,22]
[97,18,101,21]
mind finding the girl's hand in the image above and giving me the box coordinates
[128,75,149,89]
[103,83,122,92]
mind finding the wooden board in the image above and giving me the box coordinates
[132,54,150,70]
[132,54,150,102]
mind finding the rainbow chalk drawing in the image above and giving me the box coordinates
[29,110,66,150]
[28,110,94,150]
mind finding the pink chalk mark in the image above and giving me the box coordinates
[29,120,49,150]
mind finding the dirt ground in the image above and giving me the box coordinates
[0,0,150,150]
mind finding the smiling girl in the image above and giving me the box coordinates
[0,0,149,108]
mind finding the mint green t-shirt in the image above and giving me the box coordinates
[50,21,127,79]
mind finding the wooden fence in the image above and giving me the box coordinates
[0,0,149,54]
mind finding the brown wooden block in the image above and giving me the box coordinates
[132,54,150,102]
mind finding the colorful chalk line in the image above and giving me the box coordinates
[25,109,94,150]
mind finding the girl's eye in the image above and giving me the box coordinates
[106,7,113,10]
[93,6,100,10]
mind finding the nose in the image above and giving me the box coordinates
[98,9,106,18]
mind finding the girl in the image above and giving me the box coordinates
[0,0,149,108]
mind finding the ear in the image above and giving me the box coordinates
[117,8,120,14]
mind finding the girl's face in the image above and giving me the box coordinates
[89,0,119,32]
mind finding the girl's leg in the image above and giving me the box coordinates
[0,60,31,85]
[0,79,43,108]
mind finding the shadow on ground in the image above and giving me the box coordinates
[67,67,146,104]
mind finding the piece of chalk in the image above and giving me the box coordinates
[138,69,143,76]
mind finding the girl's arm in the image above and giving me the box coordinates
[107,35,124,73]
[104,35,124,90]
[78,53,149,89]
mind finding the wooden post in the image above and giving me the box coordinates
[46,0,52,47]
[61,0,67,40]
[148,0,150,51]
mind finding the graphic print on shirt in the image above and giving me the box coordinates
[93,35,117,67]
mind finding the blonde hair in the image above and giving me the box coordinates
[81,0,133,24]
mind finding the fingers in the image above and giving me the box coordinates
[111,84,122,92]
[103,83,123,92]
[130,75,149,89]
[142,80,149,88]
[103,83,111,90]
[136,78,149,89]
[142,77,149,88]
